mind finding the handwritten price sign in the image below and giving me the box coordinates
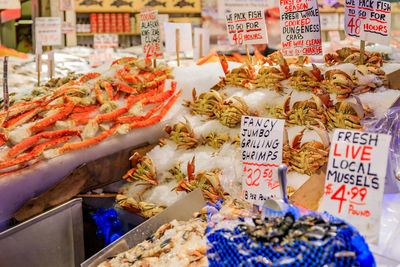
[225,8,268,45]
[140,9,163,58]
[35,17,62,46]
[279,0,322,56]
[321,129,391,244]
[345,0,391,45]
[240,116,285,205]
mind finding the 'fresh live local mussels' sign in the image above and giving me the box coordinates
[321,129,391,244]
[279,0,322,56]
[240,116,285,205]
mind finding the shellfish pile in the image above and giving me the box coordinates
[0,57,181,176]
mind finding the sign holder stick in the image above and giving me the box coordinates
[245,44,250,60]
[2,56,9,122]
[299,56,304,66]
[153,58,157,68]
[176,28,180,67]
[49,56,53,79]
[37,55,41,86]
[199,33,203,58]
[360,40,365,64]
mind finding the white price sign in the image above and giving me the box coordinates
[35,17,62,46]
[193,28,210,60]
[240,116,285,205]
[62,21,75,34]
[321,13,339,30]
[94,34,118,49]
[321,129,391,244]
[164,23,192,52]
[89,50,113,67]
[225,8,268,45]
[0,0,20,9]
[279,0,322,56]
[218,0,278,20]
[345,0,391,45]
[140,9,163,58]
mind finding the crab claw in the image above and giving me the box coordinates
[187,156,195,181]
[308,125,330,148]
[219,55,229,75]
[292,129,305,149]
[310,64,323,81]
[283,92,293,114]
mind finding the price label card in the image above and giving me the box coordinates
[218,0,277,20]
[164,23,192,53]
[279,0,322,56]
[225,8,268,45]
[140,10,163,58]
[35,17,62,46]
[62,21,75,34]
[240,116,285,205]
[59,0,74,11]
[345,0,391,45]
[89,50,113,67]
[193,28,210,60]
[94,34,118,49]
[321,13,339,30]
[0,0,20,9]
[321,129,391,244]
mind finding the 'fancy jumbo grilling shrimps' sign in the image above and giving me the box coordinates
[279,0,322,56]
[321,129,391,244]
[240,116,285,205]
[345,0,391,45]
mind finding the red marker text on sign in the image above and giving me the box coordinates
[333,143,372,161]
[325,183,368,214]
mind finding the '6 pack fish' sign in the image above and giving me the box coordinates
[240,116,285,205]
[321,129,391,244]
[225,8,268,45]
[345,0,391,45]
[279,0,322,56]
[140,9,163,58]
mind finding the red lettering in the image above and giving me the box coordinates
[333,143,341,156]
[360,146,372,161]
[351,145,362,159]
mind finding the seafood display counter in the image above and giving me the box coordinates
[1,46,400,266]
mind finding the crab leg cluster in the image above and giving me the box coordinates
[0,57,182,175]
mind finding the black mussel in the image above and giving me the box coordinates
[253,217,264,226]
[160,238,171,248]
[236,224,249,233]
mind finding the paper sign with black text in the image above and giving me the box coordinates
[140,10,163,58]
[193,28,210,60]
[35,17,62,46]
[225,8,268,45]
[218,0,278,20]
[59,0,74,11]
[320,129,391,244]
[164,23,192,52]
[0,0,20,9]
[240,115,285,205]
[345,0,391,45]
[62,21,75,34]
[94,34,118,49]
[279,0,322,56]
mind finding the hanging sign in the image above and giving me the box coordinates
[35,17,62,46]
[321,129,391,244]
[93,34,118,49]
[224,8,268,45]
[140,9,163,58]
[62,21,75,34]
[193,28,210,60]
[0,0,20,9]
[164,23,192,52]
[240,116,285,205]
[279,0,322,56]
[345,0,391,45]
[59,0,74,11]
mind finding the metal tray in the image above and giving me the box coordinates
[81,189,206,267]
[0,198,84,267]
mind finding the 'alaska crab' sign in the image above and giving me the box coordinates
[140,9,163,58]
[321,129,391,244]
[240,116,285,205]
